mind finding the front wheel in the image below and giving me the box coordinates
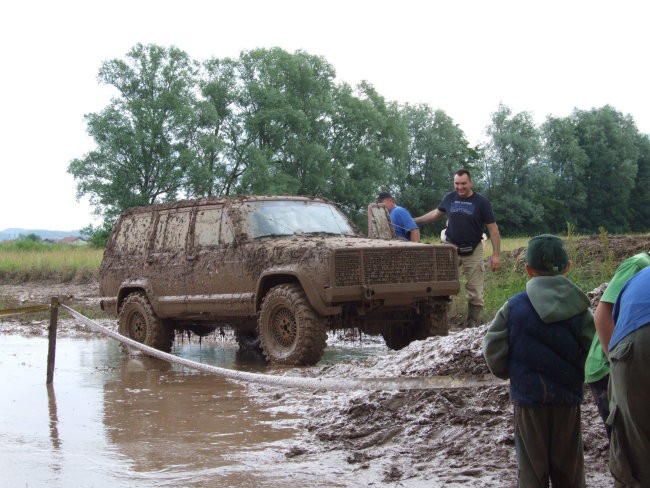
[258,284,327,365]
[118,292,174,352]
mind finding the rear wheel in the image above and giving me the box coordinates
[382,299,449,350]
[235,328,262,352]
[118,293,174,352]
[382,325,416,350]
[258,284,327,365]
[416,298,450,338]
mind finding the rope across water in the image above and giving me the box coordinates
[62,304,503,391]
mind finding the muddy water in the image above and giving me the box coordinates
[0,335,379,488]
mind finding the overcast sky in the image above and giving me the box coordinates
[1,0,648,232]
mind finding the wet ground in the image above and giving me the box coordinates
[0,332,386,488]
[1,278,615,487]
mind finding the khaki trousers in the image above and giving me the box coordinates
[459,240,485,307]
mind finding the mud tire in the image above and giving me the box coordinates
[118,292,174,352]
[258,284,327,365]
[382,325,416,351]
[416,298,450,338]
[235,329,262,353]
[382,299,449,350]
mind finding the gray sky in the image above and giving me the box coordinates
[1,0,648,231]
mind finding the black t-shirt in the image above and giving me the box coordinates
[438,191,495,246]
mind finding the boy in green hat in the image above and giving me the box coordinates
[483,234,595,487]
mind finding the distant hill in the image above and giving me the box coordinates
[0,228,81,242]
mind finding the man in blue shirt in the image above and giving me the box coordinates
[599,266,650,487]
[376,192,420,242]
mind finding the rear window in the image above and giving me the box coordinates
[114,213,152,255]
[153,210,191,251]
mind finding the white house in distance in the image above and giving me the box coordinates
[56,236,88,246]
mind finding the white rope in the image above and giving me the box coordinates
[61,304,503,391]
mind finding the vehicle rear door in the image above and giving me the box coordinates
[185,205,254,318]
[146,207,192,316]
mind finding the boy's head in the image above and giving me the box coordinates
[526,234,570,276]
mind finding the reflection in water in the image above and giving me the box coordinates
[46,384,62,450]
[102,349,302,485]
[0,334,382,487]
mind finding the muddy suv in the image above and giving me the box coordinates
[99,196,460,365]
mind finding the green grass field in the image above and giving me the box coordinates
[0,241,103,283]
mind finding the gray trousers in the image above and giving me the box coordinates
[513,403,585,488]
[608,324,650,488]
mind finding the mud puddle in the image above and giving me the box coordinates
[0,334,384,488]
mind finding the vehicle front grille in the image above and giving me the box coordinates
[333,248,457,286]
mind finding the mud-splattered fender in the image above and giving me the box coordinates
[115,279,155,315]
[255,268,341,316]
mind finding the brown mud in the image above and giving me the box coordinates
[2,234,647,486]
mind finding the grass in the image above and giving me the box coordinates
[0,241,103,282]
[424,232,634,323]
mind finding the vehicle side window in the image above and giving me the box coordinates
[221,213,235,244]
[194,207,223,247]
[153,210,191,252]
[114,213,152,255]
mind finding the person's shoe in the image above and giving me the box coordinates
[465,304,483,327]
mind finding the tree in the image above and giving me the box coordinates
[327,82,402,228]
[540,115,589,232]
[630,134,650,230]
[184,57,240,197]
[397,104,476,226]
[68,44,198,223]
[234,48,336,196]
[481,104,545,235]
[573,106,640,232]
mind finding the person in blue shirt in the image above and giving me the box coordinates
[598,265,650,487]
[376,192,420,242]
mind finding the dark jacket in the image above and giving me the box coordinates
[483,275,595,405]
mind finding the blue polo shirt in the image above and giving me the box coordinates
[610,266,650,350]
[389,206,418,240]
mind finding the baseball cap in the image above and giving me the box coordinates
[526,234,569,273]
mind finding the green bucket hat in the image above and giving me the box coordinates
[526,234,569,273]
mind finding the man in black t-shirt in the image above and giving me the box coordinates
[415,169,501,327]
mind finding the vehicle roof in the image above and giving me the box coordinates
[119,195,332,217]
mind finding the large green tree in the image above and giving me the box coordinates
[481,104,546,235]
[184,57,240,197]
[68,44,198,221]
[540,115,590,232]
[233,48,335,196]
[328,82,404,226]
[573,106,640,232]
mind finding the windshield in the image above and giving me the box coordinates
[244,200,357,238]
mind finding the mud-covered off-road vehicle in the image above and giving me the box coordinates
[99,195,460,365]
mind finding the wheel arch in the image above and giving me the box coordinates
[117,281,151,312]
[255,272,341,316]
